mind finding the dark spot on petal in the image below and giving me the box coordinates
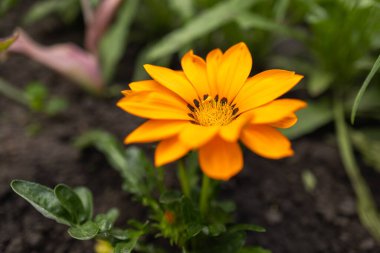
[214,95,219,102]
[187,113,195,119]
[232,108,239,115]
[187,104,195,112]
[190,120,199,125]
[203,94,209,100]
[221,97,228,105]
[193,99,200,108]
[231,103,236,109]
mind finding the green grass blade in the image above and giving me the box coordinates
[99,0,139,81]
[351,54,380,124]
[141,0,262,63]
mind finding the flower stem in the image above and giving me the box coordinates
[178,160,190,198]
[199,174,211,218]
[333,97,380,242]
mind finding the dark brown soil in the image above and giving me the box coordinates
[1,5,380,253]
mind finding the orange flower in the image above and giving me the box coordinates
[118,42,306,180]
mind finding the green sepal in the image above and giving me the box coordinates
[54,184,86,224]
[10,180,72,226]
[68,221,99,240]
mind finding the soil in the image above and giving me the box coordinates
[1,4,380,253]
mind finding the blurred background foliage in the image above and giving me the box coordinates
[1,0,380,244]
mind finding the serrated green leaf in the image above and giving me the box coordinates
[11,180,72,226]
[229,224,266,233]
[54,184,86,224]
[68,221,99,240]
[351,54,380,124]
[99,0,139,81]
[74,187,93,222]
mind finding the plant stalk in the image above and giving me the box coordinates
[199,174,211,218]
[178,160,191,199]
[333,97,380,242]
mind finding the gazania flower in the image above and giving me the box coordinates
[118,42,306,180]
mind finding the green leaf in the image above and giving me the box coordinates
[351,54,380,124]
[114,232,141,253]
[99,0,139,81]
[10,180,72,226]
[54,184,86,224]
[208,223,226,236]
[282,99,333,139]
[95,208,119,232]
[159,191,182,204]
[24,82,48,112]
[45,98,68,116]
[235,11,301,38]
[0,32,18,53]
[229,224,266,233]
[0,0,20,16]
[301,170,317,193]
[23,0,79,24]
[192,231,246,253]
[239,246,272,253]
[139,0,262,64]
[74,187,93,221]
[351,129,380,173]
[307,69,333,96]
[75,130,155,197]
[168,0,194,20]
[68,221,99,240]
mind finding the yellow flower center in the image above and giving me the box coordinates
[187,95,239,126]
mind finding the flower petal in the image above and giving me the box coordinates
[241,125,294,159]
[129,80,163,91]
[217,42,252,101]
[179,124,219,148]
[199,136,243,180]
[125,119,188,144]
[144,64,199,105]
[219,114,252,142]
[250,99,306,124]
[155,136,190,167]
[117,91,189,120]
[206,48,223,97]
[234,70,303,113]
[181,50,210,98]
[271,113,298,128]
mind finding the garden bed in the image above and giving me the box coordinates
[1,4,379,253]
